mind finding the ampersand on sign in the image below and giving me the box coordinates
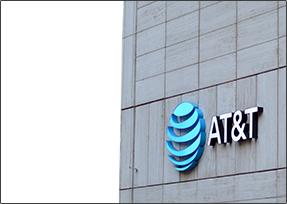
[231,110,249,142]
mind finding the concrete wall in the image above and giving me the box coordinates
[120,1,286,203]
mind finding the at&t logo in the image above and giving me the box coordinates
[207,107,263,146]
[166,102,206,171]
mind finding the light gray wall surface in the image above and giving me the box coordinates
[120,1,286,203]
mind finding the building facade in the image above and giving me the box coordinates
[120,1,286,203]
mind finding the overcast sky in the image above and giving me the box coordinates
[2,1,123,203]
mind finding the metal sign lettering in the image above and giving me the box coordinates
[207,107,263,146]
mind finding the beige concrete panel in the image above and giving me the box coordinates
[134,104,149,187]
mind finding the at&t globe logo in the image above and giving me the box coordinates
[166,102,206,171]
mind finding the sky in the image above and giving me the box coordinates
[2,1,123,203]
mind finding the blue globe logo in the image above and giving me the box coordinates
[166,102,206,171]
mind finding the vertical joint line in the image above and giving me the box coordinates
[147,104,150,186]
[277,1,280,69]
[255,74,258,171]
[131,2,138,203]
[164,1,167,99]
[215,86,218,176]
[131,107,136,203]
[197,2,201,182]
[235,1,238,110]
[276,1,279,169]
[198,1,201,91]
[162,2,167,201]
[234,0,238,179]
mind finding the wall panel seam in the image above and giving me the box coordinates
[131,2,138,202]
[119,167,285,190]
[137,36,279,69]
[121,66,286,111]
[137,1,156,10]
[276,0,280,174]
